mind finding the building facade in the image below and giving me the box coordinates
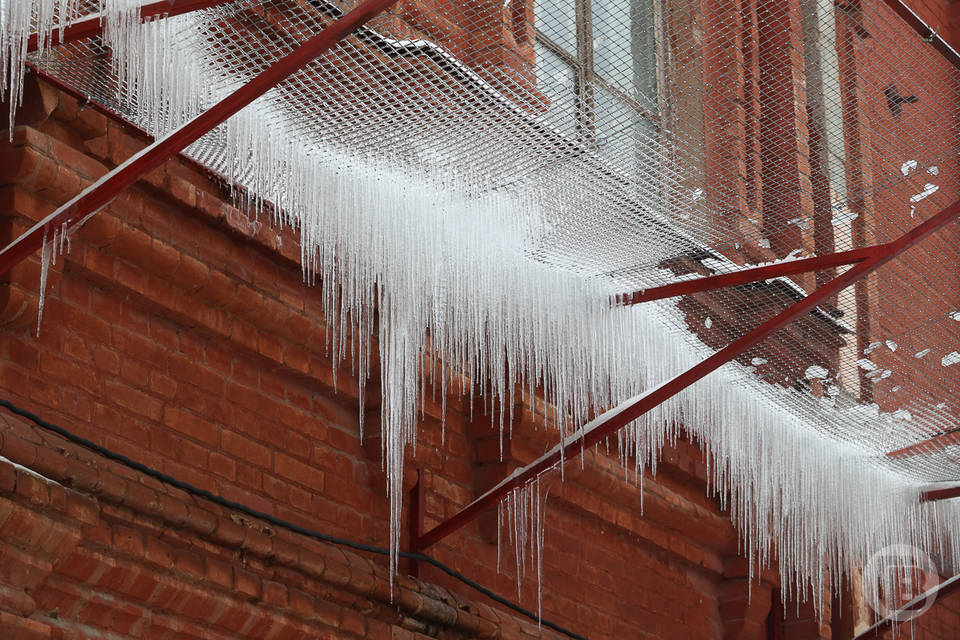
[1,0,960,639]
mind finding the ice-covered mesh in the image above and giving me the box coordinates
[6,0,960,612]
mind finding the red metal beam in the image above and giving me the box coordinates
[878,0,960,73]
[921,484,960,502]
[413,200,960,552]
[617,246,879,305]
[852,573,960,639]
[407,468,425,578]
[26,0,233,53]
[889,428,960,461]
[0,0,399,277]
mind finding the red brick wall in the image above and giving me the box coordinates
[0,72,778,639]
[1,0,959,638]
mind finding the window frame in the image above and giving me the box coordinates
[532,0,663,148]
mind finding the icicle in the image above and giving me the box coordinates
[36,224,51,335]
[16,1,954,616]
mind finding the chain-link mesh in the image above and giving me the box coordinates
[7,0,960,609]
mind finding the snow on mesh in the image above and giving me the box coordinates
[5,0,960,612]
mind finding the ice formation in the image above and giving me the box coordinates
[6,0,960,617]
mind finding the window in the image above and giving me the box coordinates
[533,0,660,158]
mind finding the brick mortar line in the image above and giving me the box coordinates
[0,413,519,638]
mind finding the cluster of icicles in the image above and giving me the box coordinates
[6,0,960,620]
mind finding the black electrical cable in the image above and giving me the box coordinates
[0,398,588,640]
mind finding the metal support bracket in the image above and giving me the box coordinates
[1,0,400,277]
[407,468,425,578]
[26,0,236,52]
[415,200,960,552]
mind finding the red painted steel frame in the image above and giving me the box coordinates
[618,246,879,305]
[922,485,960,502]
[413,200,960,553]
[879,0,960,72]
[0,0,400,277]
[25,0,234,53]
[852,573,960,640]
[407,469,425,578]
[889,428,960,461]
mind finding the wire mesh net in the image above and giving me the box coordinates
[6,0,960,611]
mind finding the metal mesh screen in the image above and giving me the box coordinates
[7,0,960,610]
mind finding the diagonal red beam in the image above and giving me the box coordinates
[889,428,960,461]
[26,0,233,53]
[0,0,399,277]
[414,200,960,552]
[852,572,960,639]
[921,484,960,502]
[879,0,960,73]
[617,246,879,305]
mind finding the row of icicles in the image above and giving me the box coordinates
[4,0,959,625]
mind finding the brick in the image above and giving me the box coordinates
[112,328,167,369]
[91,345,121,374]
[113,525,145,557]
[39,351,99,395]
[234,567,260,600]
[173,549,204,580]
[235,462,261,491]
[273,453,324,491]
[288,588,315,619]
[104,380,163,421]
[168,354,223,395]
[220,431,271,468]
[205,556,233,590]
[262,580,288,608]
[162,407,219,446]
[209,452,236,480]
[143,536,174,570]
[341,609,366,636]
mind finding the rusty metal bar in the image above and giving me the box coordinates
[413,200,960,552]
[617,246,880,305]
[0,0,399,277]
[26,0,234,52]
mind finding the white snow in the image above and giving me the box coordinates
[8,2,960,616]
[910,184,940,203]
[0,454,62,486]
[832,209,858,225]
[901,160,918,176]
[805,366,828,380]
[942,352,960,367]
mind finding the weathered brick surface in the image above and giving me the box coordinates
[0,75,753,638]
[1,0,958,638]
